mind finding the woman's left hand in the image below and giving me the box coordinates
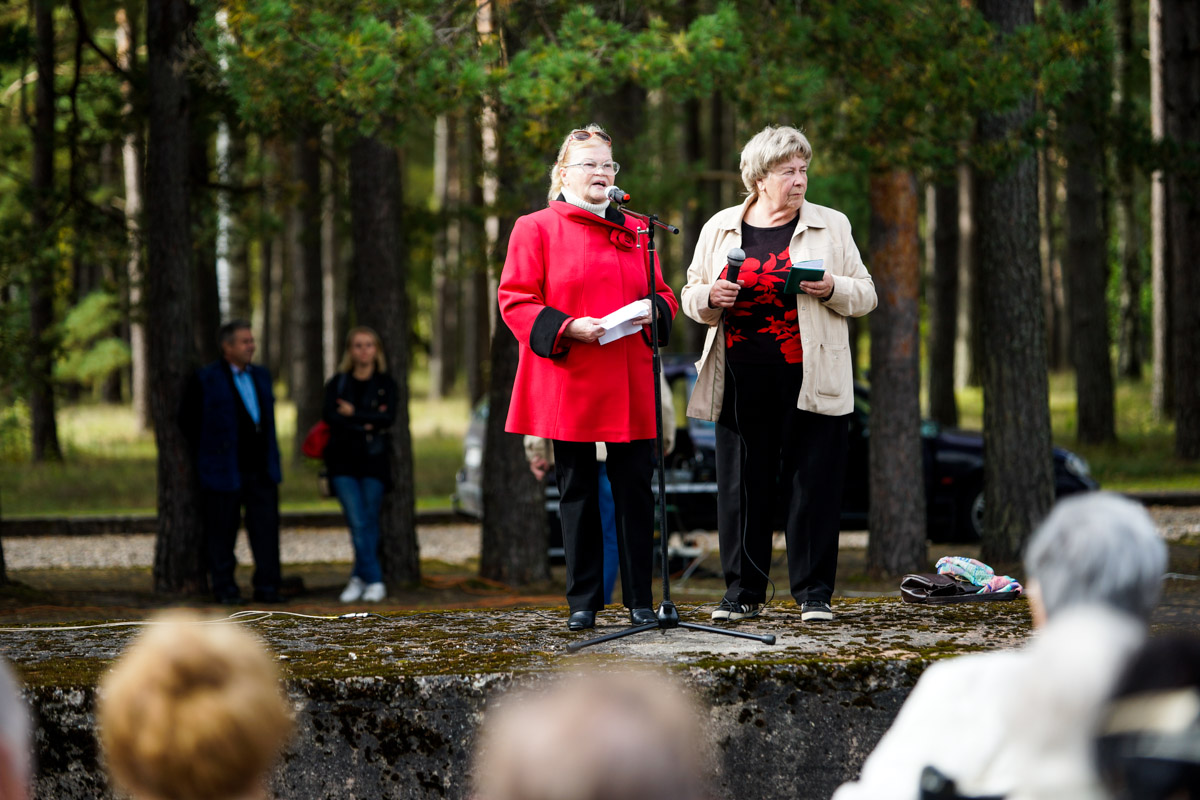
[800,272,834,300]
[336,398,355,416]
[630,299,652,327]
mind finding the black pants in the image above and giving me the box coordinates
[715,361,848,605]
[202,471,282,598]
[554,439,654,611]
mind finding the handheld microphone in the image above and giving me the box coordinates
[725,247,746,284]
[606,185,631,205]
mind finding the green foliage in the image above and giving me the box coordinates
[53,291,130,389]
[204,0,485,140]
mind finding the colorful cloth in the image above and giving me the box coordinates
[935,556,1023,594]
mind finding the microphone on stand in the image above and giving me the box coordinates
[606,185,631,205]
[725,247,746,284]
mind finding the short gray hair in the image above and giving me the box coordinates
[1025,492,1166,622]
[739,125,813,198]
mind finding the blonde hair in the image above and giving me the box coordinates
[740,125,813,198]
[97,613,293,800]
[338,326,388,374]
[546,124,613,204]
[473,670,710,800]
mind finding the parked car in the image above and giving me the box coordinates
[454,354,1099,543]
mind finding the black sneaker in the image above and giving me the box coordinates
[801,600,833,622]
[711,598,761,621]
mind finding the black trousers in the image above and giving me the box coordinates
[201,471,282,598]
[554,439,654,611]
[715,361,848,605]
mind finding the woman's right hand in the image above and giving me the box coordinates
[336,398,355,416]
[564,317,606,343]
[708,279,744,309]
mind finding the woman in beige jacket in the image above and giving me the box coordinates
[680,125,876,623]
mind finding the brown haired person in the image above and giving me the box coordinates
[322,326,398,604]
[96,613,292,800]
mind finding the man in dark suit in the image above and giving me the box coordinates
[180,320,283,604]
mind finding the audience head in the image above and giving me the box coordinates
[1024,492,1166,625]
[218,320,255,368]
[473,669,709,800]
[338,326,388,374]
[97,613,292,800]
[0,659,31,800]
[1096,634,1200,799]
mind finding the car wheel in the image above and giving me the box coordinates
[957,482,984,542]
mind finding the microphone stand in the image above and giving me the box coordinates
[567,205,776,653]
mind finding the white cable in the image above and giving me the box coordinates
[0,609,355,634]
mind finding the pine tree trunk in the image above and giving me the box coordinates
[1114,0,1143,379]
[290,129,325,465]
[1150,0,1173,418]
[147,0,206,595]
[461,108,488,407]
[866,170,926,577]
[926,180,959,427]
[321,125,346,377]
[478,0,549,586]
[430,114,456,399]
[117,8,148,428]
[349,135,420,585]
[955,163,983,389]
[225,115,252,322]
[1162,0,1200,459]
[190,101,220,363]
[1039,137,1070,371]
[976,0,1055,563]
[29,0,62,463]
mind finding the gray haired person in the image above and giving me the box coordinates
[0,659,32,800]
[833,492,1167,800]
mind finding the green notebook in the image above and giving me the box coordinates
[783,259,825,294]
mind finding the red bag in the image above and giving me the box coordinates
[301,420,331,459]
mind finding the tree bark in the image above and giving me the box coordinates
[1150,0,1173,417]
[478,0,550,586]
[977,0,1055,563]
[1039,134,1070,371]
[321,125,347,377]
[430,114,457,399]
[926,180,959,427]
[1114,0,1143,379]
[349,135,420,585]
[290,128,325,465]
[1162,0,1200,459]
[117,7,149,430]
[1062,0,1116,445]
[190,101,220,363]
[954,163,982,389]
[147,0,206,595]
[461,109,489,407]
[866,170,926,577]
[29,0,62,462]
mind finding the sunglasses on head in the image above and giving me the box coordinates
[570,129,612,144]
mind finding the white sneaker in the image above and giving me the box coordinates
[361,582,387,603]
[339,576,366,603]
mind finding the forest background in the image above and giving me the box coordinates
[0,0,1197,596]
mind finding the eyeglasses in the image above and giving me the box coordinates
[564,160,621,174]
[570,129,612,144]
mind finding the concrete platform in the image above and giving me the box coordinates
[3,598,1034,799]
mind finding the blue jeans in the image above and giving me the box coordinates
[331,475,384,584]
[598,463,619,604]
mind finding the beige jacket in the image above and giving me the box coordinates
[681,197,877,420]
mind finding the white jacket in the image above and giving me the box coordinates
[680,197,876,420]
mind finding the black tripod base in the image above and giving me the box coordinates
[565,601,777,653]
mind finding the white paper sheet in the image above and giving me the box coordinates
[598,300,649,345]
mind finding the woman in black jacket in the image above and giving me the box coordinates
[324,327,398,603]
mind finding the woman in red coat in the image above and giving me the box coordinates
[498,124,678,632]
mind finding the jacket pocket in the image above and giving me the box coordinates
[814,343,851,398]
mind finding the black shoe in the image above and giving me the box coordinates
[253,589,284,604]
[801,600,833,621]
[568,610,596,631]
[711,598,761,621]
[630,607,657,625]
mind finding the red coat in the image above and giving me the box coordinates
[499,202,678,442]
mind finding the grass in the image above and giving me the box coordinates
[1,394,471,517]
[952,372,1200,491]
[0,371,1194,517]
